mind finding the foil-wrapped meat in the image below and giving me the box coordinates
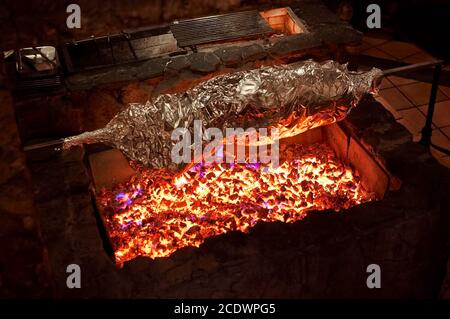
[63,60,382,168]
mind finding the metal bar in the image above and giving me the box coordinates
[176,32,272,47]
[173,27,271,37]
[430,142,450,156]
[172,23,271,33]
[61,43,75,73]
[383,60,450,155]
[174,17,266,28]
[172,19,270,32]
[107,35,116,64]
[174,10,262,23]
[21,56,39,72]
[419,64,442,146]
[122,31,138,60]
[16,50,23,72]
[23,139,63,152]
[175,30,274,47]
[17,77,62,87]
[31,46,57,67]
[123,23,171,37]
[92,36,101,58]
[174,25,272,33]
[382,59,444,76]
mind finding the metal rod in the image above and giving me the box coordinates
[92,36,101,58]
[23,139,63,152]
[382,59,450,154]
[430,142,450,156]
[107,35,116,64]
[419,64,442,146]
[122,31,138,60]
[382,59,444,76]
[31,46,57,67]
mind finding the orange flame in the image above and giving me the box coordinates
[98,143,374,265]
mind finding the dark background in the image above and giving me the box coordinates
[1,0,449,60]
[325,0,450,60]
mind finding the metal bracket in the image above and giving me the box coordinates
[383,59,450,156]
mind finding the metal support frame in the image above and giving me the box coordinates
[122,31,138,61]
[383,59,450,156]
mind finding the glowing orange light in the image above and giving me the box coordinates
[98,143,374,265]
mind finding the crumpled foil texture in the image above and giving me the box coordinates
[63,60,382,168]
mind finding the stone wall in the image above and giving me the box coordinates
[0,59,51,297]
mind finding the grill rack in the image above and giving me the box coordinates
[170,10,274,49]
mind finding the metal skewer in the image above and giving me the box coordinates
[382,59,444,76]
[23,139,64,152]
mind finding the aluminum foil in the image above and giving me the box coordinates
[63,60,382,168]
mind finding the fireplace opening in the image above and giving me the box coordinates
[88,122,391,266]
[260,7,306,35]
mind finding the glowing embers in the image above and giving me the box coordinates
[97,143,374,265]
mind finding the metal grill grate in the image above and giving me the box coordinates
[170,10,274,48]
[14,75,64,97]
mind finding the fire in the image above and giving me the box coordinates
[98,143,374,265]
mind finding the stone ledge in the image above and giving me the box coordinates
[214,46,242,67]
[241,44,267,62]
[189,52,221,73]
[0,68,50,296]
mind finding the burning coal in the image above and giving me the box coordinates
[98,142,374,265]
[69,59,381,264]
